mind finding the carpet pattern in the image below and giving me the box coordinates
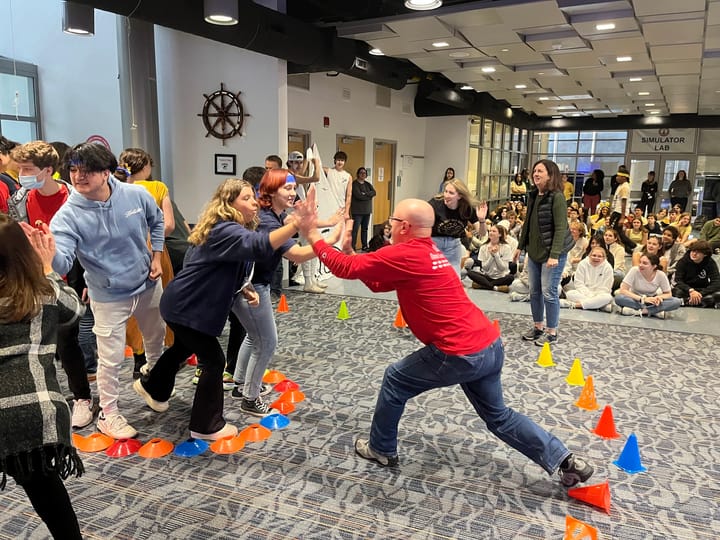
[1,291,718,539]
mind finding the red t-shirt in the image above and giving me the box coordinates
[313,237,499,355]
[0,181,8,214]
[26,184,69,225]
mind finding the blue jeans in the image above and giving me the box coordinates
[431,236,462,276]
[231,284,277,399]
[614,294,682,316]
[368,339,569,474]
[351,214,371,250]
[526,253,567,330]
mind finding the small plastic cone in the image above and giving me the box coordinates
[262,369,286,384]
[337,300,350,320]
[492,319,501,333]
[277,294,289,313]
[124,345,133,358]
[568,480,611,514]
[210,435,245,455]
[393,307,408,328]
[240,423,272,443]
[536,342,555,367]
[73,432,114,453]
[591,405,620,439]
[565,358,586,386]
[274,379,299,392]
[271,400,295,414]
[575,375,600,410]
[260,413,290,430]
[106,438,142,458]
[613,433,647,474]
[186,354,198,366]
[174,438,209,457]
[138,438,174,458]
[564,515,598,540]
[277,389,305,404]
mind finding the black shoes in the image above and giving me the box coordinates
[522,327,544,341]
[354,438,399,467]
[559,454,594,487]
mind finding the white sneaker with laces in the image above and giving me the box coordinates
[621,306,643,317]
[303,283,325,294]
[600,303,613,313]
[190,423,238,441]
[71,399,94,429]
[652,311,666,319]
[132,379,169,412]
[97,412,137,439]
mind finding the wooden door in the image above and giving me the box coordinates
[372,140,395,225]
[288,130,310,160]
[335,135,366,182]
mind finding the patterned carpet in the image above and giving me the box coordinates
[1,291,718,539]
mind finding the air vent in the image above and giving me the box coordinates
[288,73,310,90]
[376,86,391,108]
[402,101,411,115]
[342,88,352,101]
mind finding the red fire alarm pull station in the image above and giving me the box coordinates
[323,116,330,128]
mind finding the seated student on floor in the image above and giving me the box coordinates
[626,217,647,251]
[660,225,686,280]
[466,224,514,292]
[560,245,613,312]
[561,222,589,287]
[603,228,626,288]
[644,213,662,237]
[632,234,667,273]
[671,240,720,308]
[614,253,681,318]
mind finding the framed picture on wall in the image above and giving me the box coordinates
[214,154,236,175]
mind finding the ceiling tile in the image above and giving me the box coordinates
[460,24,523,48]
[642,20,705,45]
[650,44,703,62]
[632,0,705,17]
[495,1,569,29]
[655,61,702,76]
[385,17,453,39]
[549,51,601,68]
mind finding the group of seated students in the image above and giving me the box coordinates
[461,195,720,317]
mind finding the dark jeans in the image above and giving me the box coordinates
[670,197,689,212]
[351,214,371,250]
[271,262,283,295]
[466,270,514,290]
[143,322,226,434]
[57,321,91,401]
[225,310,247,375]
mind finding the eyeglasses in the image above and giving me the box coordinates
[388,216,404,223]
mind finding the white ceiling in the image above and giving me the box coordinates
[338,0,720,118]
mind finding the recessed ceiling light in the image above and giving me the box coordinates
[538,96,550,101]
[638,91,650,96]
[369,48,384,56]
[405,0,443,10]
[460,84,474,90]
[500,48,510,52]
[432,41,450,48]
[481,67,496,73]
[551,115,563,119]
[616,56,632,62]
[596,23,616,31]
[571,113,582,117]
[537,72,545,75]
[649,110,660,114]
[644,103,655,107]
[629,77,643,82]
[449,51,470,58]
[515,84,527,89]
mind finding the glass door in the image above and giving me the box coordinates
[629,155,694,214]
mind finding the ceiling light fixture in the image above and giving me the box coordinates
[616,56,632,62]
[432,41,449,48]
[405,0,443,10]
[644,103,655,107]
[638,91,650,96]
[62,1,94,36]
[204,0,239,25]
[481,67,496,73]
[449,51,470,58]
[596,23,616,31]
[500,48,510,52]
[515,84,527,89]
[460,84,474,90]
[369,48,384,56]
[629,77,643,82]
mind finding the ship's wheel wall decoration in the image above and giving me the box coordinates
[198,82,250,145]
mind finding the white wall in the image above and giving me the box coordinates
[0,0,122,151]
[288,73,428,202]
[154,27,286,221]
[423,116,470,199]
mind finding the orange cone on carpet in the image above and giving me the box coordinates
[138,438,174,458]
[591,405,620,439]
[575,375,599,410]
[271,400,295,414]
[564,515,598,540]
[568,480,611,514]
[210,435,245,455]
[263,370,286,384]
[73,432,114,453]
[536,342,555,367]
[240,424,272,443]
[277,294,289,313]
[277,389,305,404]
[393,307,408,328]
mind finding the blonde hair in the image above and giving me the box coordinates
[188,179,257,246]
[435,178,478,221]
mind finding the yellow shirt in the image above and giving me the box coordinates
[564,181,574,200]
[136,179,169,208]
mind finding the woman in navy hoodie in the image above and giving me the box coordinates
[133,178,302,440]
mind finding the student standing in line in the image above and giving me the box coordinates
[350,167,376,252]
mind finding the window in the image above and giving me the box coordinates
[0,58,41,142]
[533,131,628,174]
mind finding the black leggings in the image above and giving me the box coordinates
[14,469,82,539]
[57,321,91,401]
[225,311,247,375]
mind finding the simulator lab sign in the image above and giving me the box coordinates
[631,128,695,153]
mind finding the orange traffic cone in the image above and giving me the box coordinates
[210,435,245,455]
[124,345,133,358]
[492,319,501,333]
[73,432,114,453]
[277,294,289,313]
[575,375,599,410]
[240,424,272,443]
[568,480,611,514]
[393,307,408,328]
[564,515,598,540]
[138,438,174,459]
[263,369,286,384]
[591,405,620,439]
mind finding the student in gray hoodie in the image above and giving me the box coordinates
[50,143,165,440]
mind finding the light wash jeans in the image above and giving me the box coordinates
[431,236,462,276]
[526,253,567,330]
[614,294,682,316]
[231,284,277,400]
[368,338,569,474]
[91,282,165,414]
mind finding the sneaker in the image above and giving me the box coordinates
[534,333,558,346]
[222,371,235,391]
[652,311,666,319]
[354,438,398,467]
[522,327,544,341]
[71,399,94,429]
[559,454,594,487]
[87,372,97,382]
[509,291,527,302]
[133,379,169,412]
[133,352,147,380]
[600,303,613,313]
[190,423,238,441]
[493,285,510,293]
[558,299,574,309]
[621,306,643,317]
[231,383,272,400]
[139,363,151,377]
[192,368,202,385]
[315,281,328,289]
[303,283,325,294]
[97,412,137,439]
[240,396,272,417]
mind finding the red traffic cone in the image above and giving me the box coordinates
[591,405,620,439]
[568,480,611,514]
[393,307,408,328]
[564,515,598,540]
[277,294,289,313]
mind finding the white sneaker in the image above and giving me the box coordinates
[190,423,238,441]
[303,284,325,294]
[652,311,666,319]
[559,299,573,309]
[600,303,613,313]
[97,412,137,439]
[133,379,169,412]
[140,363,151,376]
[315,281,328,289]
[71,399,94,429]
[621,306,643,317]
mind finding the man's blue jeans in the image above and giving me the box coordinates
[368,338,570,475]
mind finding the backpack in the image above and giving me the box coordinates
[7,179,73,223]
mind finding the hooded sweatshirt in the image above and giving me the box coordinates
[50,176,164,302]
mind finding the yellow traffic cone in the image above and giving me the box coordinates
[337,300,350,320]
[536,342,555,367]
[565,358,586,386]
